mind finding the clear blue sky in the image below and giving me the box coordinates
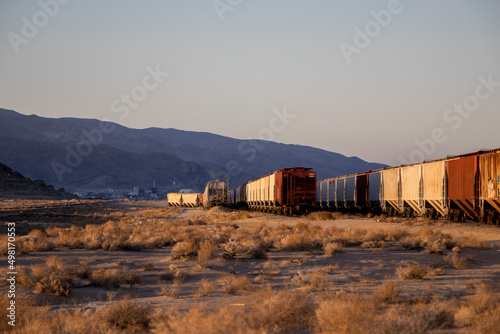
[1,0,499,165]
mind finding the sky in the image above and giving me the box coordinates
[1,0,499,166]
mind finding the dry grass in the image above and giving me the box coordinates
[305,211,336,221]
[219,275,253,294]
[89,268,142,289]
[315,294,378,333]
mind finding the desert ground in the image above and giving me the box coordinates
[1,199,499,333]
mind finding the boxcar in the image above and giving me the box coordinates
[479,151,500,224]
[246,167,316,215]
[336,178,345,209]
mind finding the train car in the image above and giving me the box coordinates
[447,153,480,222]
[400,164,422,217]
[345,176,356,208]
[355,173,369,208]
[336,177,345,209]
[368,171,382,208]
[167,193,183,207]
[381,167,400,215]
[479,150,500,224]
[203,180,228,208]
[246,167,316,215]
[421,160,447,219]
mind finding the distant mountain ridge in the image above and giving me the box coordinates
[0,108,388,193]
[0,162,75,199]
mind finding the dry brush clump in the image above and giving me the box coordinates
[89,267,142,289]
[17,256,82,296]
[396,263,428,280]
[323,242,343,257]
[219,275,253,294]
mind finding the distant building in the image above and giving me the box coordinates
[133,187,145,196]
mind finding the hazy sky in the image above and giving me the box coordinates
[1,0,499,166]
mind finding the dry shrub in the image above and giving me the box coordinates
[157,306,246,334]
[274,233,322,251]
[457,236,490,249]
[455,282,500,333]
[219,275,253,294]
[17,257,72,296]
[383,302,455,333]
[305,211,336,221]
[158,282,180,299]
[443,253,468,269]
[248,286,314,332]
[361,240,387,249]
[315,294,378,333]
[387,227,410,241]
[197,239,218,268]
[424,239,447,254]
[160,265,187,285]
[324,242,343,257]
[102,299,152,332]
[221,238,249,258]
[373,281,400,304]
[172,239,199,259]
[397,264,427,280]
[197,278,216,297]
[0,295,34,333]
[90,268,142,289]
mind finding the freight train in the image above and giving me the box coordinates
[228,167,316,215]
[316,149,500,225]
[168,149,500,225]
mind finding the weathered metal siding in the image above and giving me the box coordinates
[368,172,381,205]
[182,193,199,207]
[421,161,447,216]
[321,181,328,204]
[167,193,183,206]
[422,161,445,200]
[345,176,355,205]
[381,168,399,211]
[446,155,479,219]
[401,165,421,202]
[447,156,477,201]
[479,152,500,213]
[355,173,368,207]
[382,168,399,201]
[336,178,345,207]
[328,180,336,207]
[316,182,321,206]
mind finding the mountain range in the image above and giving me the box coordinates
[0,108,387,193]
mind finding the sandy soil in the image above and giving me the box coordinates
[1,201,499,332]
